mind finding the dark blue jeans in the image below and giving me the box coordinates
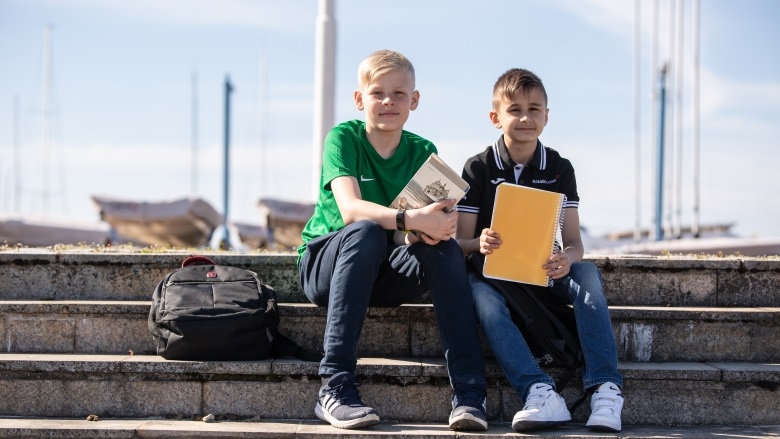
[299,220,486,388]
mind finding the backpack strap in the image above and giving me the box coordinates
[182,255,218,267]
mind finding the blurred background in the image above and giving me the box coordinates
[1,0,779,254]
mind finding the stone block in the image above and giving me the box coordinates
[6,317,75,353]
[0,379,200,417]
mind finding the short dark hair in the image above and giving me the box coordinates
[492,68,548,109]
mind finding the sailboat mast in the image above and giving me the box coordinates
[13,96,21,213]
[191,69,198,195]
[633,0,642,242]
[655,65,668,242]
[649,0,659,241]
[673,0,685,239]
[41,24,53,214]
[691,0,701,237]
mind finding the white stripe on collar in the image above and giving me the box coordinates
[491,141,504,170]
[495,140,550,171]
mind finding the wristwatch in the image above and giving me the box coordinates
[396,208,406,231]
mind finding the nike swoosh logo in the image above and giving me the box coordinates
[360,175,375,182]
[490,178,505,184]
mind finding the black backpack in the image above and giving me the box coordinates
[148,255,320,361]
[483,275,587,410]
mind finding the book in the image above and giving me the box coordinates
[389,153,469,213]
[482,183,566,287]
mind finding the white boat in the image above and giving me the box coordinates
[585,224,780,257]
[91,195,223,248]
[0,214,109,247]
[257,197,314,249]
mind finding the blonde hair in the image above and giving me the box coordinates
[357,50,416,89]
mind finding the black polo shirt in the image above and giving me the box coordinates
[457,135,579,241]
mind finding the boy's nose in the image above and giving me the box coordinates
[382,97,393,105]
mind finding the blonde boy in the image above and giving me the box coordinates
[298,50,488,431]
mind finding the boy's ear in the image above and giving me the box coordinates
[410,90,420,111]
[354,90,364,111]
[544,108,549,126]
[489,110,501,129]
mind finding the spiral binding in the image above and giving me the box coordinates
[547,194,568,287]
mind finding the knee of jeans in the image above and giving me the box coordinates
[430,239,466,261]
[570,261,601,282]
[345,220,387,252]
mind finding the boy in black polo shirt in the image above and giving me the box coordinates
[456,68,624,432]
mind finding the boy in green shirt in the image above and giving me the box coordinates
[297,50,488,431]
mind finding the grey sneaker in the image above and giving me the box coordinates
[586,382,623,432]
[512,383,571,431]
[315,372,380,429]
[448,384,488,431]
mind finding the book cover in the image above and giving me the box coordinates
[482,183,566,287]
[389,153,469,213]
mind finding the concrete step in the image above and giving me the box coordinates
[2,301,779,363]
[2,251,779,307]
[0,354,779,426]
[1,417,778,438]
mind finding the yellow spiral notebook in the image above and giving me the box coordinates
[482,183,566,287]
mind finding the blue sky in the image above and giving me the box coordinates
[1,0,779,240]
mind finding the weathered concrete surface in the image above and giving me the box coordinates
[3,301,780,362]
[2,251,779,306]
[0,418,778,439]
[0,354,779,426]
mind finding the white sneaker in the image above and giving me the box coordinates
[512,383,571,431]
[586,382,624,432]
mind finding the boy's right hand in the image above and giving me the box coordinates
[407,199,457,242]
[479,228,502,255]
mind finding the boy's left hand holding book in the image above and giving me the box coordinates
[403,199,458,244]
[543,251,571,280]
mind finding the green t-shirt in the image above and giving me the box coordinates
[297,119,437,261]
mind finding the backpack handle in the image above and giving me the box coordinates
[181,255,218,268]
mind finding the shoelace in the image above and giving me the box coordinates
[326,379,364,406]
[592,393,621,412]
[523,389,549,410]
[454,384,486,409]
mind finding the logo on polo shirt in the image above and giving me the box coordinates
[490,178,505,185]
[532,178,558,184]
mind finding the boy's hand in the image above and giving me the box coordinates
[407,199,457,242]
[479,228,502,255]
[544,251,571,280]
[411,229,440,246]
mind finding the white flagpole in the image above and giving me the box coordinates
[312,0,336,201]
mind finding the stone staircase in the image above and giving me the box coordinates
[1,249,779,438]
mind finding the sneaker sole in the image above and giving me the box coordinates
[512,419,570,432]
[448,413,488,431]
[315,403,380,430]
[586,420,621,432]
